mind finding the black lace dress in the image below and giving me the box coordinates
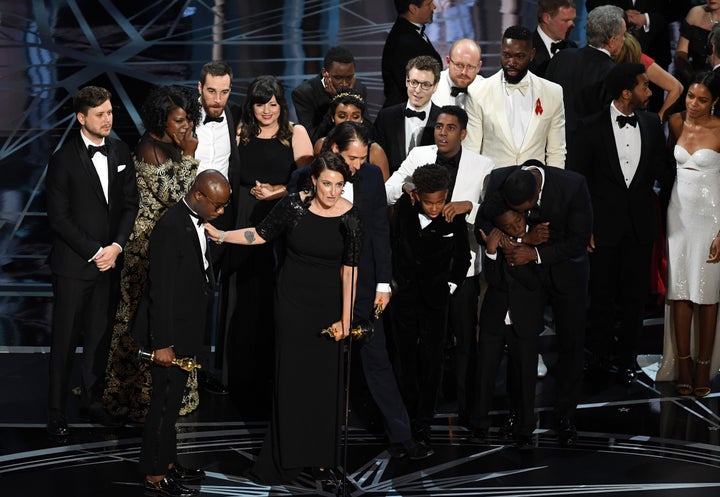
[249,193,362,484]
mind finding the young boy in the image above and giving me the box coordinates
[391,163,470,445]
[471,191,545,450]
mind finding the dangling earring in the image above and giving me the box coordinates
[712,104,716,115]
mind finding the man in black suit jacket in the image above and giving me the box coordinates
[45,86,139,436]
[291,46,369,143]
[374,55,442,173]
[711,24,720,116]
[382,0,443,107]
[475,161,592,446]
[139,170,230,497]
[545,4,626,141]
[529,0,579,78]
[568,63,672,385]
[287,122,433,460]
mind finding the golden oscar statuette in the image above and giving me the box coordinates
[137,347,202,372]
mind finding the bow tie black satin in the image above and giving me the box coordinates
[87,144,108,159]
[550,40,568,54]
[184,205,205,226]
[404,108,426,120]
[203,115,224,125]
[616,114,638,128]
[450,86,467,97]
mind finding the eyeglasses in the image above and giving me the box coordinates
[406,79,435,91]
[448,58,480,72]
[199,190,229,211]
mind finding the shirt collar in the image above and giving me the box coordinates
[521,164,545,207]
[79,129,105,148]
[405,100,432,113]
[536,26,560,54]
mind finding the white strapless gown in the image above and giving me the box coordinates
[657,145,720,381]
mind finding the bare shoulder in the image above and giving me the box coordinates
[686,5,706,24]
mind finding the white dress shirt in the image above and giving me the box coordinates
[610,102,641,187]
[503,74,533,149]
[404,101,432,155]
[195,108,231,179]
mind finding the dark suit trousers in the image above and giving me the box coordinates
[448,275,480,419]
[543,260,589,422]
[354,293,412,445]
[139,365,188,475]
[392,292,448,429]
[587,239,653,366]
[474,323,538,437]
[48,271,116,414]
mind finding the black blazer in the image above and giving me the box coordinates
[475,165,592,293]
[291,75,369,143]
[545,45,615,141]
[144,202,214,356]
[373,102,440,173]
[567,108,672,247]
[392,193,470,307]
[381,17,443,107]
[45,132,139,280]
[528,28,577,78]
[480,252,545,339]
[288,163,391,318]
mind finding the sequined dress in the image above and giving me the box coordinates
[657,145,720,381]
[249,194,361,484]
[103,134,200,422]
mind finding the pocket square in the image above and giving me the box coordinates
[442,233,454,238]
[117,164,126,172]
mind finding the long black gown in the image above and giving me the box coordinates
[250,193,361,484]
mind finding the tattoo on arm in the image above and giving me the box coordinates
[244,230,255,244]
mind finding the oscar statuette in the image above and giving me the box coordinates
[137,347,202,372]
[321,318,374,344]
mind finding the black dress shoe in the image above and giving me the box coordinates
[557,419,577,447]
[170,462,206,483]
[47,417,69,437]
[198,371,229,395]
[79,404,125,427]
[619,367,637,387]
[144,476,198,497]
[499,414,517,439]
[407,441,434,460]
[514,434,534,451]
[468,427,488,444]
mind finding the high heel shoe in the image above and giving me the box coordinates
[675,354,693,396]
[693,358,712,398]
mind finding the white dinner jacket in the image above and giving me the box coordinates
[385,144,495,276]
[464,69,566,168]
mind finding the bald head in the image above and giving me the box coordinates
[446,38,482,88]
[188,169,231,221]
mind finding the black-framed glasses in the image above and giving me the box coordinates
[406,79,435,91]
[199,190,229,211]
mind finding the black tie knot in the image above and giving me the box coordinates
[616,114,638,128]
[87,144,108,159]
[404,108,426,120]
[450,86,467,97]
[203,115,224,125]
[550,40,568,54]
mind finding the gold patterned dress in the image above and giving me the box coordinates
[103,134,199,422]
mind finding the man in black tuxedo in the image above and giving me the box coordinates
[195,60,239,394]
[45,86,139,436]
[475,161,592,446]
[374,55,442,173]
[545,4,626,141]
[711,24,720,116]
[291,46,369,143]
[287,122,433,460]
[568,63,671,385]
[529,0,578,78]
[139,170,230,497]
[382,0,443,107]
[586,1,672,112]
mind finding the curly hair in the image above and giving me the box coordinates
[329,86,366,115]
[140,85,201,137]
[238,75,293,146]
[412,163,449,194]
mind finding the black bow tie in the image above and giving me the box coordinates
[184,204,205,226]
[550,40,568,54]
[203,115,224,125]
[404,108,426,120]
[450,86,467,97]
[616,114,638,128]
[87,144,108,159]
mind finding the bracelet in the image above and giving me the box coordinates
[216,231,226,245]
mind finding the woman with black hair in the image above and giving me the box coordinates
[103,85,202,421]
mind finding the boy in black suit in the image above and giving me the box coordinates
[391,163,470,445]
[471,192,545,450]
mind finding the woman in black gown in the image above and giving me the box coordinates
[205,152,361,484]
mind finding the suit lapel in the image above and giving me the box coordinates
[393,106,406,162]
[352,171,364,209]
[491,72,516,151]
[74,135,107,206]
[183,211,211,286]
[630,112,651,188]
[602,111,629,186]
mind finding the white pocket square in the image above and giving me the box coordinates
[442,233,454,237]
[117,164,126,172]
